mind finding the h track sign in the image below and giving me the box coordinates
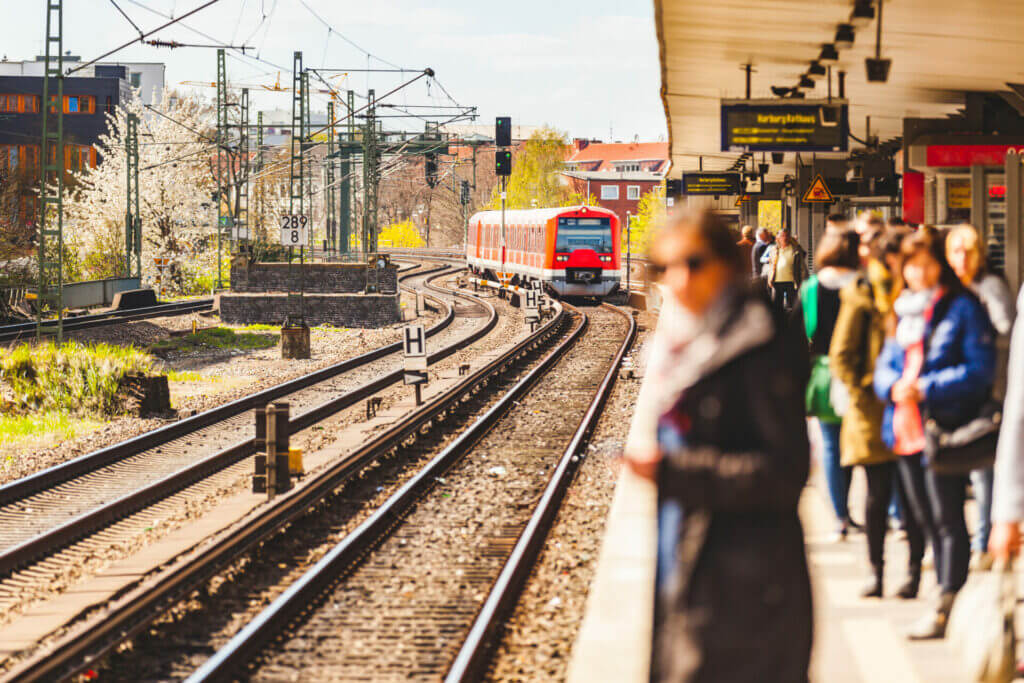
[403,324,428,384]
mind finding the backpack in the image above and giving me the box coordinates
[802,275,848,423]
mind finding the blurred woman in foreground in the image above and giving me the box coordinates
[625,208,812,683]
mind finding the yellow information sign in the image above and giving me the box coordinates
[947,179,971,210]
[802,174,835,203]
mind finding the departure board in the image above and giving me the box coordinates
[721,100,849,153]
[681,172,742,195]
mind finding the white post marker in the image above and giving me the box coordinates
[279,214,309,246]
[524,287,540,330]
[403,324,428,404]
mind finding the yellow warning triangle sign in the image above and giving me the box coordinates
[802,174,835,203]
[735,195,751,207]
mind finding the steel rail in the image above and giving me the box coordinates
[445,303,636,681]
[4,281,560,683]
[184,302,584,683]
[0,267,467,578]
[0,264,448,508]
[0,298,215,343]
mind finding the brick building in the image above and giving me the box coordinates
[562,140,669,227]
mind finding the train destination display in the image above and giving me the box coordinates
[681,172,742,195]
[721,99,849,153]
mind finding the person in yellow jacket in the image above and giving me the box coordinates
[829,227,922,599]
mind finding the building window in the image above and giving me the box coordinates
[600,185,619,200]
[627,185,641,201]
[0,95,39,113]
[50,95,96,114]
[105,96,114,113]
[0,144,40,171]
[130,73,142,88]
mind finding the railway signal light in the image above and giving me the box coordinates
[495,116,511,147]
[425,153,438,187]
[496,150,512,177]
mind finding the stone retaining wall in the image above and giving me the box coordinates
[230,258,398,294]
[217,292,401,328]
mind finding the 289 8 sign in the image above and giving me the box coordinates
[279,215,309,246]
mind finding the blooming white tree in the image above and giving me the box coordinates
[63,88,216,292]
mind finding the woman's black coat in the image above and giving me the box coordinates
[653,293,813,683]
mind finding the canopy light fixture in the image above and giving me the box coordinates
[835,24,855,49]
[807,61,827,80]
[851,0,875,27]
[771,85,793,97]
[797,75,816,90]
[819,43,840,64]
[866,0,891,83]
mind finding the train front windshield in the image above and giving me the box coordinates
[556,217,613,253]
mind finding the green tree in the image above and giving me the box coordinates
[623,184,666,256]
[485,128,585,210]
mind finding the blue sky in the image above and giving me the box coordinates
[3,0,667,142]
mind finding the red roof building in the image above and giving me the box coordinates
[561,140,669,228]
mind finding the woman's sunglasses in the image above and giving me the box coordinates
[647,252,711,278]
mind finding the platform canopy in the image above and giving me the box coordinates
[655,0,1024,177]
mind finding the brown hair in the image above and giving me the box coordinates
[892,225,964,298]
[815,229,860,270]
[652,207,745,274]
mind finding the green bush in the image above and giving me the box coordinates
[0,342,155,416]
[149,326,278,355]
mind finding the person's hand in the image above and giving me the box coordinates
[892,378,922,403]
[990,521,1021,561]
[622,445,662,481]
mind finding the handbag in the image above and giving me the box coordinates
[925,401,1001,475]
[947,564,1016,683]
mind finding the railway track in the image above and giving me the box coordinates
[0,265,482,609]
[0,298,216,344]
[176,302,635,682]
[1,273,565,682]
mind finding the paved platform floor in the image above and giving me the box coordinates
[803,438,1021,682]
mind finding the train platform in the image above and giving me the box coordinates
[568,425,1017,683]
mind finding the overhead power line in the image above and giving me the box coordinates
[69,0,224,75]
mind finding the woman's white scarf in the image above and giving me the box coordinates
[894,287,938,349]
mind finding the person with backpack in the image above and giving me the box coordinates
[830,229,923,599]
[800,229,860,540]
[874,226,996,639]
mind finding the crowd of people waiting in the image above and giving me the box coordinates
[624,207,1024,682]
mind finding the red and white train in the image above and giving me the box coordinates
[466,205,621,297]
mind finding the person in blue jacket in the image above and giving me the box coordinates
[873,226,996,640]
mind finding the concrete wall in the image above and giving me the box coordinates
[230,258,398,294]
[218,292,401,328]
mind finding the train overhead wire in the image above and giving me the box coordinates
[68,0,224,75]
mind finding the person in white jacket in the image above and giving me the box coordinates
[990,284,1024,560]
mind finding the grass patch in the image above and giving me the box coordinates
[0,411,103,450]
[239,323,278,332]
[150,327,279,355]
[165,369,221,383]
[0,342,155,416]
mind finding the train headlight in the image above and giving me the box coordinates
[555,255,568,262]
[600,255,611,262]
